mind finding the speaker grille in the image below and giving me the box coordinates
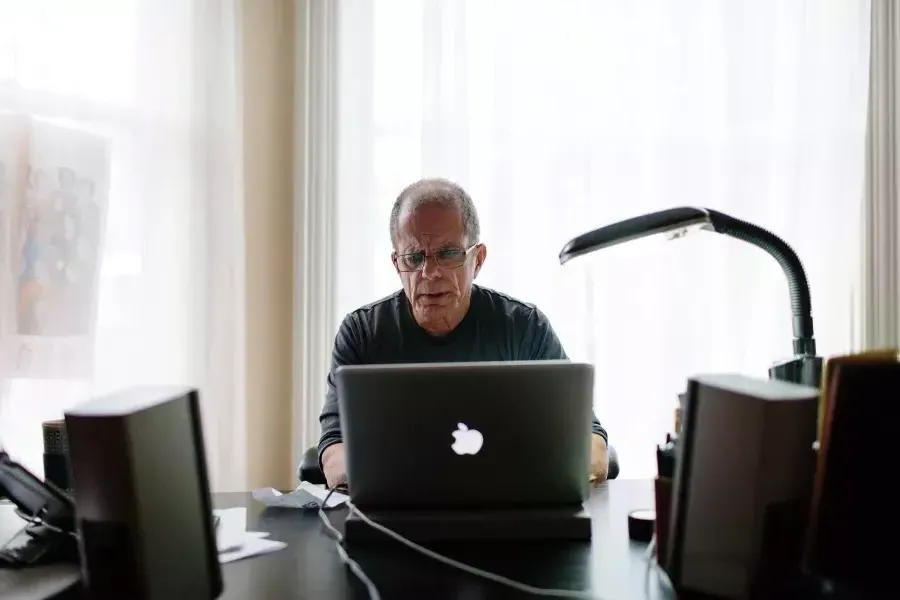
[42,420,69,455]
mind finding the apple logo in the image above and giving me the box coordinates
[451,422,483,456]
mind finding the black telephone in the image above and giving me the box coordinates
[0,450,78,567]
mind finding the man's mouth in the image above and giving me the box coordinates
[418,291,452,302]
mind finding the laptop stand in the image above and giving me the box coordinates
[344,504,592,542]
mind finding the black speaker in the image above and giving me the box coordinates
[666,374,819,599]
[42,419,72,494]
[64,387,223,600]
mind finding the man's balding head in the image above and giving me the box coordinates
[389,178,480,249]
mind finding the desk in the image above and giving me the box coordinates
[216,479,676,600]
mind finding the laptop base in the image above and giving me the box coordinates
[344,504,592,542]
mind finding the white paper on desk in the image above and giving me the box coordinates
[219,535,287,564]
[252,481,347,509]
[212,506,283,563]
[214,507,248,550]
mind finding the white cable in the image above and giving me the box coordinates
[643,534,656,599]
[317,506,344,544]
[641,533,675,598]
[319,488,668,600]
[334,541,382,600]
[318,488,382,600]
[318,506,382,600]
[645,535,656,562]
[345,500,615,600]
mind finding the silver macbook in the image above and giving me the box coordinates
[336,360,594,510]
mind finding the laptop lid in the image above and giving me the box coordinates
[337,360,594,509]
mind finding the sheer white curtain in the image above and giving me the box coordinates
[0,0,248,491]
[334,0,871,477]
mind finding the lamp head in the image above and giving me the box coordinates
[559,207,715,264]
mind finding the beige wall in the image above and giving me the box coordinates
[241,0,296,490]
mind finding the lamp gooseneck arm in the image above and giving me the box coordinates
[706,209,816,357]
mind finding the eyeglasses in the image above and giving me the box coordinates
[394,244,478,272]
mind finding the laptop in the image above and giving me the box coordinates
[336,360,594,511]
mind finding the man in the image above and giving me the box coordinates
[318,178,610,488]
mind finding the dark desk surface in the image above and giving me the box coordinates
[215,479,676,600]
[0,504,79,600]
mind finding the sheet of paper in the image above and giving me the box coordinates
[214,507,255,552]
[218,535,287,564]
[252,481,348,509]
[213,507,246,547]
[212,506,283,562]
[218,531,271,554]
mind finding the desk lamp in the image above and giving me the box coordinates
[559,207,823,388]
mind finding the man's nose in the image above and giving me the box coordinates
[420,256,443,280]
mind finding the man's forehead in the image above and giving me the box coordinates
[398,230,464,251]
[397,204,465,248]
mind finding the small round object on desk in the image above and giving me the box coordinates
[628,509,656,542]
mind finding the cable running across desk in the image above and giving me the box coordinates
[318,488,381,600]
[318,486,634,600]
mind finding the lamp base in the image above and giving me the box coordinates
[769,356,823,388]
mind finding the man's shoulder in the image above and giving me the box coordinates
[473,285,542,322]
[344,290,405,325]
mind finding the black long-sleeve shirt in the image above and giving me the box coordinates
[317,285,608,467]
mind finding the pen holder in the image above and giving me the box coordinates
[654,476,672,565]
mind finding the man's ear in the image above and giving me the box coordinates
[473,244,487,278]
[391,252,400,275]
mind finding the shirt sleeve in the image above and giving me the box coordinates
[524,307,609,444]
[317,313,366,470]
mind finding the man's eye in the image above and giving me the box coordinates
[405,253,425,265]
[437,249,463,259]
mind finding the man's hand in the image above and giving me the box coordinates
[321,443,347,489]
[590,434,609,483]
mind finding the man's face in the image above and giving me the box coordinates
[393,203,486,335]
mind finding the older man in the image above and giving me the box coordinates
[318,178,609,488]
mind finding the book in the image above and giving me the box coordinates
[815,349,898,442]
[804,355,900,595]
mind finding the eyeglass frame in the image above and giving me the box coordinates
[392,243,480,272]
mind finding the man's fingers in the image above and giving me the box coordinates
[325,470,347,489]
